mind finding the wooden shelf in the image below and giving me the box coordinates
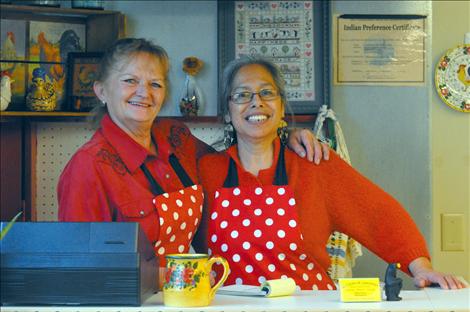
[0,4,119,17]
[0,111,91,117]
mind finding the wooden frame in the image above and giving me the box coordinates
[67,52,102,111]
[218,0,329,115]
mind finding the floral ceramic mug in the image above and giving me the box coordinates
[163,253,229,307]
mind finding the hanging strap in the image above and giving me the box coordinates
[140,154,195,196]
[223,145,288,187]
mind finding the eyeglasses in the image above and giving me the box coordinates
[229,89,280,104]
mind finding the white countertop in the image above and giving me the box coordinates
[2,288,469,312]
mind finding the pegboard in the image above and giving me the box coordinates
[34,122,225,221]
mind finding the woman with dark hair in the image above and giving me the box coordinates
[197,56,466,290]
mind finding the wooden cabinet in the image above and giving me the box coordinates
[0,4,125,220]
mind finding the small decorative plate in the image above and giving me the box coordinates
[435,44,470,113]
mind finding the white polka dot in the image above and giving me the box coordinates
[296,285,301,291]
[278,253,286,261]
[299,254,307,260]
[254,208,262,216]
[307,263,314,270]
[243,199,252,206]
[242,219,250,226]
[191,185,198,190]
[233,254,241,262]
[170,234,176,242]
[235,277,243,285]
[242,242,251,250]
[290,263,296,271]
[178,245,185,253]
[211,212,218,220]
[255,187,263,195]
[232,209,240,217]
[190,195,196,203]
[268,264,276,272]
[288,220,297,227]
[157,246,165,255]
[163,193,169,198]
[266,241,274,249]
[179,189,185,194]
[277,188,285,195]
[188,232,193,239]
[277,208,285,216]
[207,248,212,255]
[281,275,288,279]
[265,218,274,226]
[166,226,172,235]
[255,253,263,261]
[254,229,262,237]
[300,234,304,240]
[327,284,333,290]
[222,200,230,207]
[231,230,239,238]
[194,218,199,226]
[188,208,193,216]
[312,284,318,290]
[211,234,217,243]
[258,276,266,283]
[173,212,179,220]
[265,197,274,205]
[220,221,228,229]
[180,222,187,230]
[161,203,168,211]
[302,273,309,281]
[277,230,285,238]
[233,188,241,195]
[152,198,156,204]
[289,198,296,206]
[221,244,228,252]
[199,204,203,212]
[316,273,323,281]
[176,199,183,207]
[159,217,164,225]
[154,240,161,247]
[289,243,297,251]
[245,265,253,273]
[215,191,219,198]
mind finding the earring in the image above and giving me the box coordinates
[223,115,236,149]
[277,119,288,146]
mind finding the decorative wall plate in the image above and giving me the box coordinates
[435,44,470,113]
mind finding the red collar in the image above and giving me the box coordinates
[100,114,173,173]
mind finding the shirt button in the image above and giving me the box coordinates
[140,210,145,216]
[165,174,170,179]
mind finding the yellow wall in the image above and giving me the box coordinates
[431,1,470,281]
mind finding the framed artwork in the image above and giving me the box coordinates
[67,52,102,111]
[218,1,329,115]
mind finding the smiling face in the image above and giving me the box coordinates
[229,64,284,145]
[94,51,167,133]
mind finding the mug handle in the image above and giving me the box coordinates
[206,256,230,301]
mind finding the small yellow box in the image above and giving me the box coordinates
[338,278,381,302]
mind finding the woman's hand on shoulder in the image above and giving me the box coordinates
[287,128,329,164]
[409,257,468,289]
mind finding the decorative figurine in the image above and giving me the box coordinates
[26,67,57,112]
[1,71,14,111]
[384,263,403,301]
[179,56,204,117]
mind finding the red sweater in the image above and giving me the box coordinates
[197,138,430,276]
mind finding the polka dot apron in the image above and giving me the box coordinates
[141,154,203,266]
[208,146,334,290]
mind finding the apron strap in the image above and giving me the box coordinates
[223,158,239,187]
[140,154,195,196]
[223,144,288,187]
[274,145,288,185]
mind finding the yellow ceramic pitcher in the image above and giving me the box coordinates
[163,253,229,307]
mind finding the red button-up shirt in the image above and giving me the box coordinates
[58,114,211,223]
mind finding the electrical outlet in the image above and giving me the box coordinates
[441,214,464,251]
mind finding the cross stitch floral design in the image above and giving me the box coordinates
[164,260,206,290]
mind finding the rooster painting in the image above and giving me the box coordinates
[1,31,17,76]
